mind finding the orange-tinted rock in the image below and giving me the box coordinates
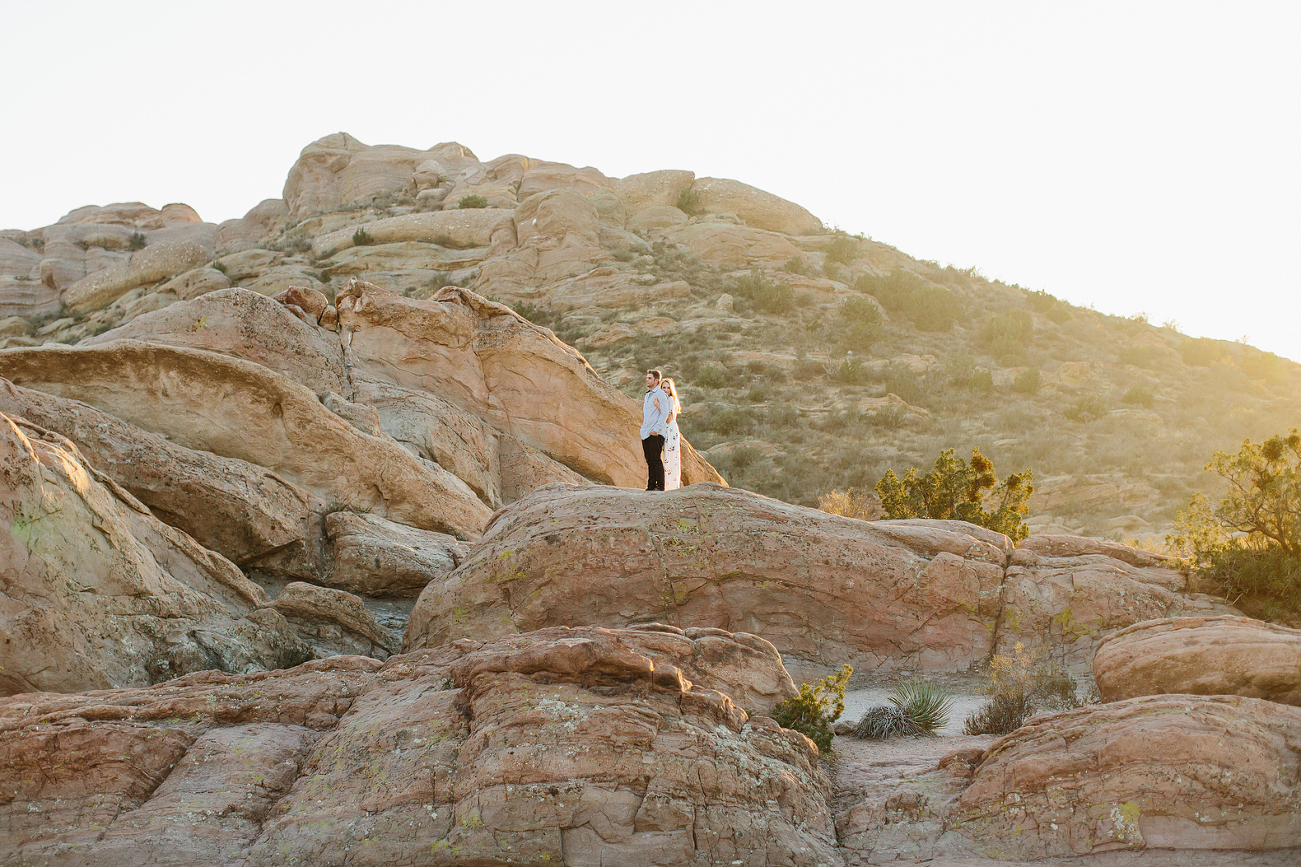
[0,626,837,867]
[1094,615,1301,706]
[952,695,1301,857]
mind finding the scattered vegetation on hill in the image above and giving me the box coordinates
[1168,428,1301,623]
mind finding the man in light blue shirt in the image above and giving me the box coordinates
[641,369,669,491]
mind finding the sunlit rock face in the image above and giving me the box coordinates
[0,625,844,867]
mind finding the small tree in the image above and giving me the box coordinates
[771,664,852,755]
[1168,429,1301,621]
[876,448,1033,541]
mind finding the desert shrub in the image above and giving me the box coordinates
[1168,429,1301,621]
[1241,350,1285,385]
[783,257,814,276]
[872,406,907,429]
[883,366,923,404]
[834,355,870,385]
[1045,304,1073,324]
[944,355,976,387]
[1012,367,1042,395]
[746,385,767,403]
[818,488,880,521]
[854,269,927,310]
[676,187,703,216]
[704,406,750,435]
[211,259,228,274]
[1024,289,1057,313]
[876,447,1034,541]
[852,705,921,739]
[352,227,376,247]
[1122,386,1155,407]
[1063,394,1107,422]
[963,642,1082,735]
[128,231,147,251]
[1179,336,1227,367]
[695,365,727,389]
[771,664,852,754]
[905,285,963,332]
[840,295,883,327]
[825,232,859,265]
[980,310,1033,364]
[968,369,995,394]
[733,268,794,314]
[270,227,313,254]
[458,194,489,209]
[1118,345,1154,368]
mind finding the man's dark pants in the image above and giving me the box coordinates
[642,434,665,491]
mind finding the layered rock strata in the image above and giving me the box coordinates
[1094,615,1301,706]
[0,625,840,867]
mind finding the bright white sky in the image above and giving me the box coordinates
[4,2,1299,361]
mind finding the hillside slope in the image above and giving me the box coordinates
[3,131,1298,541]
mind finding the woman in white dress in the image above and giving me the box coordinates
[661,378,683,490]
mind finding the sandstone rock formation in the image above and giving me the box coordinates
[403,483,1011,680]
[0,411,310,695]
[1094,615,1301,706]
[0,625,840,867]
[996,534,1234,668]
[952,694,1301,857]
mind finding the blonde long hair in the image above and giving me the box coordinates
[662,378,682,415]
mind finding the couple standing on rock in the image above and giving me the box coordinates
[641,368,683,492]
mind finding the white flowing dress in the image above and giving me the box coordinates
[663,397,682,490]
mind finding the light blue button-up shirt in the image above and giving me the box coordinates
[641,386,668,439]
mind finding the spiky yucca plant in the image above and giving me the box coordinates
[851,679,953,740]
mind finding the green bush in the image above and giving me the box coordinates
[676,187,703,216]
[695,365,727,389]
[771,664,852,755]
[1025,289,1057,313]
[1063,394,1106,422]
[826,232,859,265]
[458,194,489,209]
[128,231,147,251]
[854,269,928,311]
[834,356,870,385]
[1122,386,1155,407]
[841,296,882,326]
[1241,350,1285,385]
[733,268,794,314]
[1012,367,1042,395]
[1179,337,1227,367]
[968,369,995,394]
[704,406,750,435]
[980,311,1033,364]
[876,447,1034,541]
[883,366,923,404]
[782,257,814,276]
[352,227,376,246]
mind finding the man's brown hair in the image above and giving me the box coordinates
[646,369,662,380]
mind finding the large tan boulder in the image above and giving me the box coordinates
[664,220,805,268]
[691,177,824,235]
[325,510,468,597]
[614,169,696,212]
[0,238,41,278]
[214,197,289,253]
[952,694,1301,857]
[0,411,315,695]
[55,201,202,229]
[0,377,332,582]
[84,288,348,395]
[336,280,723,490]
[1094,615,1301,706]
[62,239,213,313]
[0,277,61,318]
[403,484,1010,680]
[517,161,613,199]
[0,340,491,539]
[0,626,839,867]
[996,534,1237,669]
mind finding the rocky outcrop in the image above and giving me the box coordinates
[403,484,1010,680]
[0,625,838,867]
[996,534,1236,668]
[691,176,824,235]
[0,377,332,581]
[325,510,467,597]
[63,239,214,313]
[952,695,1301,857]
[0,411,313,695]
[1094,615,1301,706]
[335,279,722,490]
[0,339,491,539]
[310,208,507,258]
